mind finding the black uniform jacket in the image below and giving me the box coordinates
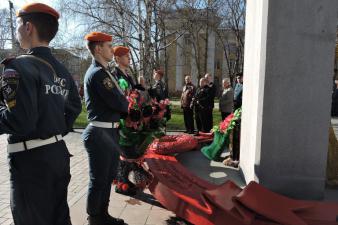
[0,47,82,144]
[84,60,128,123]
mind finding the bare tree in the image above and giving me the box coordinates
[162,0,238,82]
[216,0,246,82]
[0,8,13,50]
[166,2,208,81]
[55,0,246,89]
[167,0,244,81]
[57,0,182,83]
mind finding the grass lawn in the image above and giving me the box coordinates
[74,103,222,130]
[166,105,222,130]
[74,103,88,128]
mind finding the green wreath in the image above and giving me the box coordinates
[201,108,242,160]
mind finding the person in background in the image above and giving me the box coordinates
[223,73,243,168]
[112,46,135,93]
[79,84,84,100]
[191,78,211,133]
[219,78,234,120]
[331,72,338,117]
[234,72,243,110]
[181,75,196,134]
[136,75,151,104]
[149,69,168,102]
[205,73,216,130]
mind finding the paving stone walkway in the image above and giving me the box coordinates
[0,131,91,225]
[1,127,337,225]
[0,130,240,225]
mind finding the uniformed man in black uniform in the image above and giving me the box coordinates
[82,32,128,225]
[112,45,140,196]
[0,3,82,225]
[149,69,168,102]
[112,46,136,92]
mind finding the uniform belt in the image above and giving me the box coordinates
[7,135,63,154]
[89,121,120,129]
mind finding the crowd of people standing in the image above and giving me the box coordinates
[180,72,243,134]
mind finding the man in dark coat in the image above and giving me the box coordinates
[149,69,168,102]
[205,73,216,130]
[192,78,212,133]
[234,73,243,110]
[181,75,196,133]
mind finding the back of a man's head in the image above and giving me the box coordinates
[20,13,58,43]
[87,41,103,56]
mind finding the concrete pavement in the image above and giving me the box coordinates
[0,127,337,225]
[0,130,243,225]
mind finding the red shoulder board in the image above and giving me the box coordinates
[0,57,16,66]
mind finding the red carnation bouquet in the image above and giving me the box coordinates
[124,90,171,131]
[116,90,171,194]
[219,113,235,133]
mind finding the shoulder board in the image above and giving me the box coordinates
[0,57,16,66]
[1,54,35,65]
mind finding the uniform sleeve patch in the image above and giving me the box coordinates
[3,68,18,78]
[103,77,114,90]
[1,68,20,109]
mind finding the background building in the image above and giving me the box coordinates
[160,8,243,95]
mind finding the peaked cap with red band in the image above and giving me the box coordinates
[16,3,60,19]
[84,32,112,42]
[112,46,130,57]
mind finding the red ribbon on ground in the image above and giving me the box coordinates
[144,152,338,225]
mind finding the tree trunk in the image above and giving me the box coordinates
[143,0,153,81]
[138,0,144,77]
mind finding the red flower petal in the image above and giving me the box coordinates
[121,183,129,191]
